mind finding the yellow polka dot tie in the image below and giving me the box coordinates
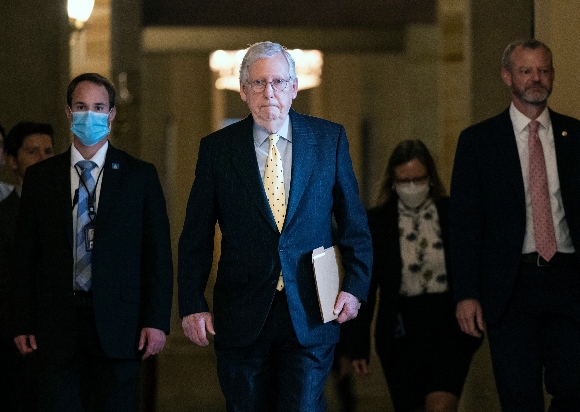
[265,134,286,290]
[265,133,286,232]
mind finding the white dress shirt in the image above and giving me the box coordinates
[70,141,109,279]
[510,103,574,253]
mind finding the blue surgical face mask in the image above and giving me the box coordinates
[70,109,111,147]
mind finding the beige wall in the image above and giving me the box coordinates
[535,0,580,119]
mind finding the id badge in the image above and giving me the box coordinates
[84,223,95,251]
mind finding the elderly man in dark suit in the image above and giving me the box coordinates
[178,41,372,411]
[12,73,173,412]
[450,39,580,411]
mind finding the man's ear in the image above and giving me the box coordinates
[501,69,512,88]
[290,77,298,99]
[108,106,117,124]
[65,105,73,121]
[239,82,248,103]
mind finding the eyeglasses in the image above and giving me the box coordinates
[394,175,429,185]
[246,79,290,93]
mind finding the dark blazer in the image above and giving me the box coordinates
[450,108,580,325]
[0,190,19,338]
[13,144,173,359]
[344,197,453,360]
[178,110,373,349]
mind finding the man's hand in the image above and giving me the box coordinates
[14,335,37,355]
[456,298,485,338]
[138,327,167,360]
[333,291,361,324]
[351,358,369,376]
[182,312,215,346]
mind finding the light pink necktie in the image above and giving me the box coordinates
[528,120,557,261]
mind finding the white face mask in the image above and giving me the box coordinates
[395,182,430,208]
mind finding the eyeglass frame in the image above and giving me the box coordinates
[245,78,293,93]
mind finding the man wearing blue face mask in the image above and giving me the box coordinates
[12,73,174,412]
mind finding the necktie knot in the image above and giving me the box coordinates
[528,120,540,136]
[76,160,97,177]
[76,160,97,172]
[269,133,279,146]
[76,160,97,187]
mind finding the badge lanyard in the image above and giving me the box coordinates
[75,165,104,251]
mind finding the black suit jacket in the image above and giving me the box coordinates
[450,108,580,324]
[344,197,453,360]
[0,190,20,338]
[13,144,173,359]
[178,110,373,349]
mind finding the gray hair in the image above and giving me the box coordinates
[239,41,296,82]
[501,39,553,71]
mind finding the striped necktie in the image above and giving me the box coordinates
[75,160,97,291]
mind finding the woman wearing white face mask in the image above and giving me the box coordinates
[344,140,482,412]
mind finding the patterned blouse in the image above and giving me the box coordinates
[397,198,448,296]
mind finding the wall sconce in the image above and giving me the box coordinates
[210,49,323,92]
[68,0,95,31]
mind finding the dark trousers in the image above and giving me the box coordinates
[487,254,580,412]
[0,336,24,410]
[0,337,39,412]
[215,290,335,412]
[36,304,141,412]
[380,294,481,412]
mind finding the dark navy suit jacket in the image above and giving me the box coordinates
[178,110,373,349]
[450,108,580,325]
[13,144,173,359]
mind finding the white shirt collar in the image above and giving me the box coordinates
[254,116,292,147]
[509,102,551,134]
[70,141,109,169]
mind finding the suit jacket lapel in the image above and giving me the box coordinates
[285,110,316,227]
[551,109,578,172]
[57,149,75,249]
[229,116,278,231]
[494,109,526,211]
[95,144,123,228]
[551,109,580,213]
